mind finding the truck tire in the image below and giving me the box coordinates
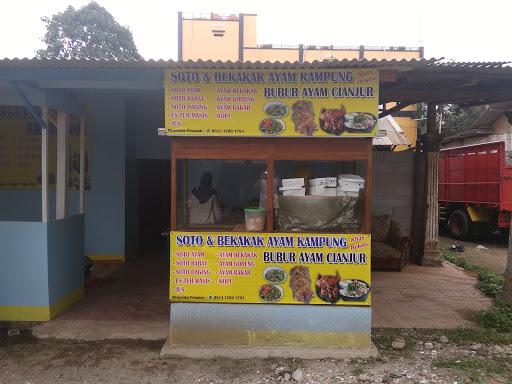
[448,210,472,240]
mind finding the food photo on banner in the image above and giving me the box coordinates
[169,232,371,306]
[164,69,379,138]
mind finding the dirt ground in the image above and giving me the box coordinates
[1,329,512,384]
[439,235,508,275]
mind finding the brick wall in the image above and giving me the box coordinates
[372,151,415,235]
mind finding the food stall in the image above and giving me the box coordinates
[163,64,378,355]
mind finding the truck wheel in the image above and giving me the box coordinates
[448,210,472,240]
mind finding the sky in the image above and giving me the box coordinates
[1,0,512,62]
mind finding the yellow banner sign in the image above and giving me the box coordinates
[170,232,371,306]
[0,105,90,189]
[164,68,378,138]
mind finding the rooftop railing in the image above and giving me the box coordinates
[182,13,239,21]
[254,44,422,52]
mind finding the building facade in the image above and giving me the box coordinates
[178,12,422,150]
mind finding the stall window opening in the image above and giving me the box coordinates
[273,160,366,233]
[176,159,270,231]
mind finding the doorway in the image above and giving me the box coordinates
[137,159,170,258]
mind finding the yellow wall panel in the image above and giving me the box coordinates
[243,48,299,62]
[182,19,239,61]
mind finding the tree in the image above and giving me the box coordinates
[37,2,141,60]
[415,103,484,138]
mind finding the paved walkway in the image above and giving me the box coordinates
[372,263,492,328]
[33,260,492,340]
[33,257,170,340]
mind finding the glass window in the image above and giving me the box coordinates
[176,159,268,231]
[273,160,366,233]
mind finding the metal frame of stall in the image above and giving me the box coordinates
[170,137,373,233]
[165,136,375,356]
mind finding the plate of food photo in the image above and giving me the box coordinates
[263,266,287,284]
[339,279,370,302]
[264,101,289,118]
[344,112,377,133]
[315,272,341,303]
[259,118,285,135]
[259,284,284,303]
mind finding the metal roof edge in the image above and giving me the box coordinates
[0,57,441,70]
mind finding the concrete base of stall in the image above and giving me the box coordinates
[162,303,375,358]
[160,339,378,359]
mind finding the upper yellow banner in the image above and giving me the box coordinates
[164,68,379,138]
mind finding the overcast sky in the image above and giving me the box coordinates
[1,0,511,62]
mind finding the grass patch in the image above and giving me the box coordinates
[441,250,504,298]
[371,329,415,351]
[442,250,511,331]
[352,366,364,376]
[444,328,512,345]
[476,270,505,298]
[442,250,476,271]
[477,302,512,333]
[432,355,508,382]
[373,328,512,346]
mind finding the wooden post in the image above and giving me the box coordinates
[411,138,427,264]
[183,159,188,226]
[364,138,372,233]
[266,159,275,231]
[56,110,69,220]
[170,142,177,231]
[79,116,86,215]
[41,105,49,222]
[422,103,442,265]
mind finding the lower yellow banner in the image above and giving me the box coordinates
[170,232,371,306]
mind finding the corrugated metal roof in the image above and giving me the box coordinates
[427,59,512,73]
[471,101,512,129]
[441,128,493,145]
[0,57,439,69]
[373,115,411,147]
[1,57,512,81]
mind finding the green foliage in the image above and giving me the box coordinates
[477,270,506,298]
[37,2,141,60]
[415,103,483,138]
[351,366,364,376]
[444,328,512,345]
[441,250,475,271]
[432,355,509,382]
[371,329,415,351]
[441,250,512,331]
[477,302,512,333]
[441,250,504,298]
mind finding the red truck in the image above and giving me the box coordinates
[439,141,512,240]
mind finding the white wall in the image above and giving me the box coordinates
[372,151,415,235]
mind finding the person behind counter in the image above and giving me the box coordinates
[188,172,222,224]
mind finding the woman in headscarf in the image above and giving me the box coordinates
[192,172,216,204]
[188,172,222,224]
